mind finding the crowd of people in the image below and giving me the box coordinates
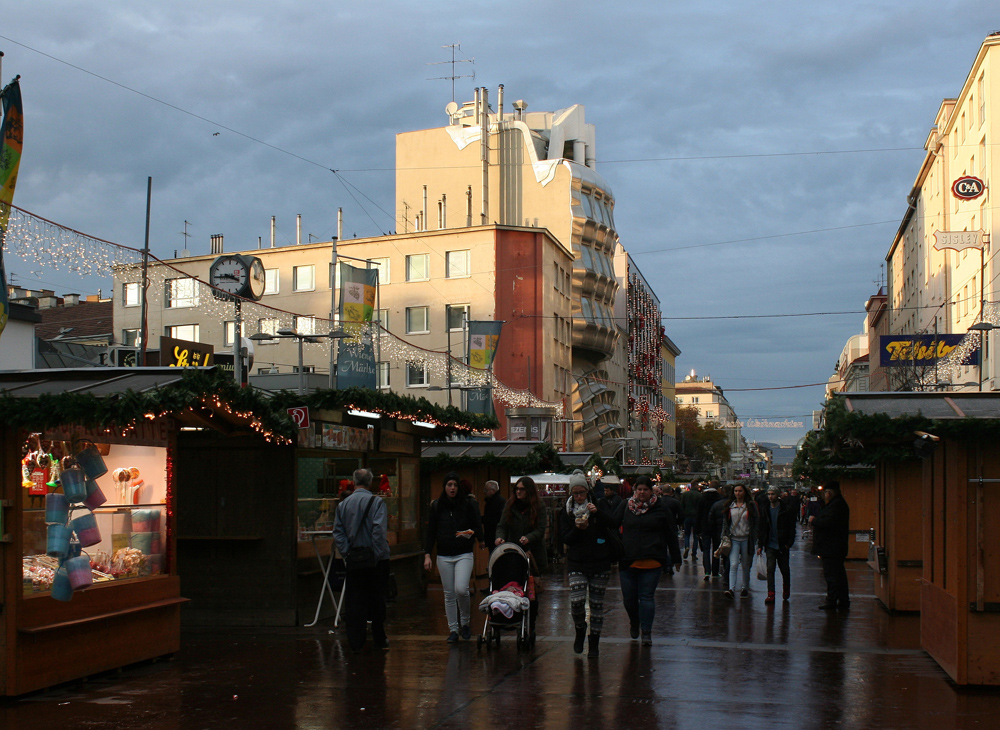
[332,467,850,656]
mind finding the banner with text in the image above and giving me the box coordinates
[336,263,378,389]
[879,334,979,367]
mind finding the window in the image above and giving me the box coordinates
[264,268,280,295]
[979,74,986,126]
[121,329,141,347]
[446,250,470,278]
[257,318,280,343]
[447,304,469,331]
[165,324,199,342]
[692,396,700,404]
[165,278,198,308]
[406,363,429,387]
[406,306,430,334]
[123,282,140,307]
[293,265,315,292]
[370,257,390,285]
[378,362,390,389]
[406,254,429,282]
[295,316,317,335]
[375,309,389,330]
[580,297,594,324]
[224,321,236,346]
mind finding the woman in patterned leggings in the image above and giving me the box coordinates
[559,471,614,658]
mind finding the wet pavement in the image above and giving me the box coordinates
[4,529,1000,729]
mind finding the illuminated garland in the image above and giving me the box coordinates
[919,301,1000,388]
[626,267,664,463]
[6,203,562,415]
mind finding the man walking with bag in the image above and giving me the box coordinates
[334,468,391,652]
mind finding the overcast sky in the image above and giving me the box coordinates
[2,3,997,446]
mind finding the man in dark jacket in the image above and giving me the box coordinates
[810,480,850,610]
[696,483,723,580]
[679,484,702,562]
[757,485,796,604]
[481,480,505,552]
[597,480,623,515]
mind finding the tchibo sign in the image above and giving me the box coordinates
[952,175,985,200]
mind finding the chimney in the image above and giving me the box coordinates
[297,214,302,246]
[64,293,81,306]
[211,234,224,254]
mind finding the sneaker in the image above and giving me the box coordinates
[630,622,640,639]
[641,631,652,647]
[764,592,775,605]
[460,625,471,641]
[683,548,689,559]
[447,631,459,643]
[724,589,735,599]
[703,575,711,582]
[740,588,749,598]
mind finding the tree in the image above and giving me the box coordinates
[676,405,732,465]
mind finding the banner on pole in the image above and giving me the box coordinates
[0,77,24,341]
[336,263,378,389]
[465,321,503,414]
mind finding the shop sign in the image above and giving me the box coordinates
[160,336,214,367]
[287,406,310,429]
[879,334,979,367]
[44,420,171,447]
[951,175,985,200]
[321,422,372,452]
[933,230,984,251]
[379,429,414,454]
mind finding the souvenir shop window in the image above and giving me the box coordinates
[296,456,360,539]
[21,435,168,601]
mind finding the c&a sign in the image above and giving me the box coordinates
[952,175,985,201]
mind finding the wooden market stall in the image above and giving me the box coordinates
[821,392,1000,685]
[0,367,285,695]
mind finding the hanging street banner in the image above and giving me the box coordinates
[466,321,503,414]
[0,77,24,342]
[879,334,979,367]
[933,230,984,252]
[336,262,378,389]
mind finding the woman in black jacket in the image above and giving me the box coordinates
[613,475,681,646]
[424,472,483,642]
[559,471,613,657]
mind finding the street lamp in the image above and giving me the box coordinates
[250,329,350,395]
[968,321,997,392]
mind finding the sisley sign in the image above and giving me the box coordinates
[952,175,985,201]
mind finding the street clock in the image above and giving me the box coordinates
[209,255,265,301]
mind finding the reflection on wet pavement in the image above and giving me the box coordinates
[3,539,998,729]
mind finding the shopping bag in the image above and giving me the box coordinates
[754,551,768,581]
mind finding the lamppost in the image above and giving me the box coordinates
[250,328,349,395]
[968,321,997,392]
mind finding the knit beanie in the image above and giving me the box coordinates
[567,470,589,492]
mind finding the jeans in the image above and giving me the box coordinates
[822,557,849,606]
[729,537,752,592]
[344,559,390,650]
[765,546,790,594]
[619,566,662,633]
[437,553,474,632]
[701,532,720,576]
[683,517,698,556]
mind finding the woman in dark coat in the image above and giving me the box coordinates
[559,471,613,657]
[613,475,681,646]
[424,472,483,642]
[495,476,548,640]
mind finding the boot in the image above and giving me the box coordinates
[573,623,587,654]
[641,630,652,646]
[764,591,775,605]
[587,635,600,658]
[783,586,790,601]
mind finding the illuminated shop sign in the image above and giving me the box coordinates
[879,334,979,367]
[951,175,985,201]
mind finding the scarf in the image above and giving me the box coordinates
[628,494,657,515]
[565,496,591,518]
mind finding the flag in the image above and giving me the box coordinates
[336,263,378,389]
[465,321,503,414]
[0,76,23,340]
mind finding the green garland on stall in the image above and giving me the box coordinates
[270,387,499,433]
[421,442,564,475]
[792,396,1000,483]
[0,368,299,439]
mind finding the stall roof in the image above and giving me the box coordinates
[838,392,1000,420]
[0,367,189,397]
[421,440,545,459]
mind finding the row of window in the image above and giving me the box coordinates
[122,250,474,309]
[577,244,615,279]
[580,297,615,329]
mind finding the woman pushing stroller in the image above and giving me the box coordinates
[495,476,548,643]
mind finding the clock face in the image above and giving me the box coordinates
[210,255,250,297]
[247,257,266,300]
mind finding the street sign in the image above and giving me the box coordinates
[933,230,984,251]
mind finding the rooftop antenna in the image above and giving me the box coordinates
[427,43,475,103]
[180,220,192,253]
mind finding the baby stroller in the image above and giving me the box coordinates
[477,542,534,651]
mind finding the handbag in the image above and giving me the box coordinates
[344,495,378,571]
[715,535,732,558]
[603,526,625,561]
[754,550,768,581]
